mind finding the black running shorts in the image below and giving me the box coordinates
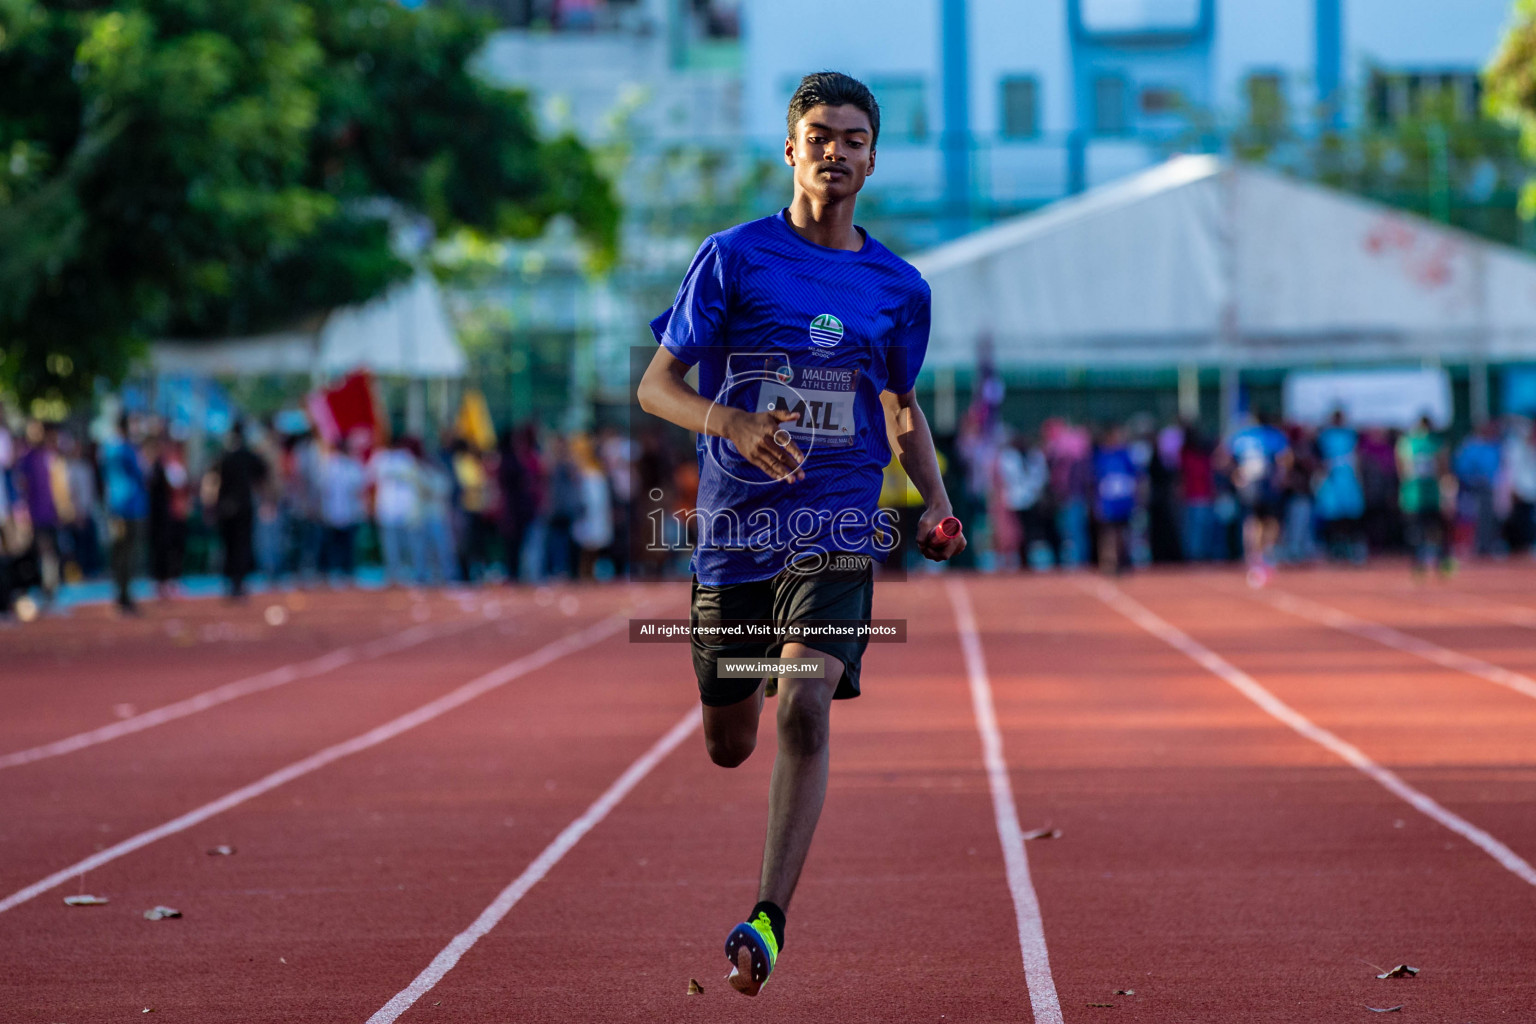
[1236,480,1283,520]
[690,553,874,707]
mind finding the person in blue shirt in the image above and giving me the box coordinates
[1093,424,1139,574]
[1453,421,1504,557]
[1313,409,1366,564]
[1225,409,1291,586]
[638,71,964,997]
[101,413,149,614]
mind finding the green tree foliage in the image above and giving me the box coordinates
[0,0,618,408]
[1487,0,1536,218]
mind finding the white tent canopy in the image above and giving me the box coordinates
[152,274,466,379]
[150,330,320,378]
[910,155,1536,370]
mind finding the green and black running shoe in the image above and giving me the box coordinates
[724,911,779,996]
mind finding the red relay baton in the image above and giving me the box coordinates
[925,516,962,545]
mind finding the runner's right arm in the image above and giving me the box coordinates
[637,348,805,483]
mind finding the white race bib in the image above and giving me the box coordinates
[756,365,859,449]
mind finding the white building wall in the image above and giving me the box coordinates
[741,0,939,147]
[1212,3,1314,124]
[478,31,740,143]
[969,0,1071,137]
[1345,0,1512,77]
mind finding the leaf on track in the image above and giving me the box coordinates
[1365,1005,1404,1013]
[687,978,704,995]
[206,845,237,856]
[1377,965,1419,979]
[1112,989,1135,995]
[63,895,109,906]
[1022,828,1062,840]
[143,906,182,920]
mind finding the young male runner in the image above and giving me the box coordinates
[637,71,964,996]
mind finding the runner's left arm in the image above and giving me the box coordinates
[881,389,965,561]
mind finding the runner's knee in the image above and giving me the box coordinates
[702,699,759,767]
[706,730,756,768]
[776,681,832,755]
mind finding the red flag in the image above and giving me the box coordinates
[306,371,386,449]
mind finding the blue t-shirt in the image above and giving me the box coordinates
[1229,424,1288,489]
[102,439,149,520]
[651,211,931,584]
[1315,426,1364,521]
[1454,437,1501,489]
[1094,446,1138,524]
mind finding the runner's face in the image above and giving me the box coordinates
[785,104,875,202]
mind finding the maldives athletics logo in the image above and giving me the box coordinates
[808,313,844,348]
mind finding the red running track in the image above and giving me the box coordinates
[2,567,1535,1022]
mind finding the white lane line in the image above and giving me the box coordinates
[1255,588,1536,703]
[0,620,479,771]
[366,709,698,1024]
[0,615,629,915]
[1407,589,1536,630]
[1088,580,1536,888]
[946,579,1064,1024]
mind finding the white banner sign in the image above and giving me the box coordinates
[1283,367,1453,429]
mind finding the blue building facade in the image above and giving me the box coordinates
[743,0,1511,234]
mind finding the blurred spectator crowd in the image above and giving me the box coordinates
[0,400,686,620]
[942,406,1536,579]
[9,392,1536,620]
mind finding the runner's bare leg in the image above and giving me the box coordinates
[757,641,843,908]
[702,681,767,768]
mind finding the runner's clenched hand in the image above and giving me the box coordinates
[726,408,806,483]
[916,506,965,561]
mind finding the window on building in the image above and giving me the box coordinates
[1139,85,1185,115]
[458,0,536,28]
[691,0,739,39]
[1000,76,1040,139]
[1368,69,1481,126]
[457,0,647,31]
[1093,75,1129,135]
[869,77,928,142]
[1244,73,1287,129]
[1079,0,1203,34]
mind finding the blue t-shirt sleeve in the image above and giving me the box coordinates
[884,279,931,394]
[649,238,727,367]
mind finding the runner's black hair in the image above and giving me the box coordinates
[786,72,881,147]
